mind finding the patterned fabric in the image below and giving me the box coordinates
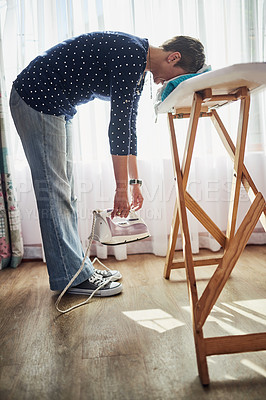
[0,37,23,269]
[13,31,149,156]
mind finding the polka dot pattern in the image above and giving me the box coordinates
[14,31,149,156]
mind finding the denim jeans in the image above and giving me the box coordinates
[10,86,94,290]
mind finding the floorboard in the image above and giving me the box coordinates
[0,245,265,400]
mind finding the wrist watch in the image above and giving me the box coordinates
[129,179,142,186]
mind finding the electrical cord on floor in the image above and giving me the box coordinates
[55,210,112,314]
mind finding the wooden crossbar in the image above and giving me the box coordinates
[205,333,266,356]
[185,192,227,248]
[172,257,222,269]
[164,86,266,385]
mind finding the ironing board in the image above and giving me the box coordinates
[157,63,266,385]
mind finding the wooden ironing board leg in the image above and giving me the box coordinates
[164,93,202,278]
[226,91,250,242]
[196,192,265,330]
[164,199,179,279]
[211,109,266,230]
[168,108,209,385]
[164,86,266,384]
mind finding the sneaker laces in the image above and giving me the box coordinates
[92,257,113,277]
[55,211,112,314]
[92,257,111,271]
[89,271,109,286]
[93,269,110,277]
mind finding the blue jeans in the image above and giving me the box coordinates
[10,86,94,290]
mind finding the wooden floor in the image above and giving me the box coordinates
[0,245,266,400]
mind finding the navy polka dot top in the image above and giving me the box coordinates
[14,31,149,156]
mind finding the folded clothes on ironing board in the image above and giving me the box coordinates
[160,64,212,102]
[155,62,266,115]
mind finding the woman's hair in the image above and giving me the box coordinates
[160,35,205,73]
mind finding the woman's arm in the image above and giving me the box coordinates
[128,155,144,211]
[111,155,130,218]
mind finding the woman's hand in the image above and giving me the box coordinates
[111,154,143,217]
[130,184,143,211]
[111,187,130,218]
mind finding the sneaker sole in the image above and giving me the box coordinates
[67,283,123,297]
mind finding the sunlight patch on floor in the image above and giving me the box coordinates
[233,299,266,317]
[222,301,266,326]
[241,359,266,378]
[122,309,185,333]
[182,305,245,335]
[224,374,238,380]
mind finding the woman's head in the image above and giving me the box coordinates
[160,35,205,73]
[148,35,205,84]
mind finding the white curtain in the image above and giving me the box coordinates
[1,0,265,260]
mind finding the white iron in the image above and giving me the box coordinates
[93,209,150,245]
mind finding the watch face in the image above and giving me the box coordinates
[130,179,142,186]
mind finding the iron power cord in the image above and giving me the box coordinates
[55,210,113,314]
